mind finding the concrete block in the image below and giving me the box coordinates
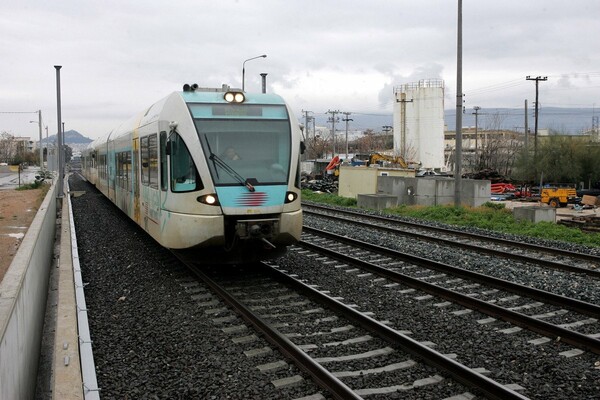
[357,194,398,210]
[513,206,556,223]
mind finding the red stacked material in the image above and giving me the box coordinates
[491,183,516,194]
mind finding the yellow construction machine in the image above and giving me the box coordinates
[367,153,408,169]
[540,186,578,208]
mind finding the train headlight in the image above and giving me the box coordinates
[284,191,298,203]
[224,91,245,103]
[197,194,220,206]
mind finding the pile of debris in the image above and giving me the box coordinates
[463,169,508,183]
[301,179,338,194]
[558,195,600,232]
[558,215,600,233]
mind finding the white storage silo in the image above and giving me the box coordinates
[393,79,445,170]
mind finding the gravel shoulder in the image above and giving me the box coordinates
[0,186,49,281]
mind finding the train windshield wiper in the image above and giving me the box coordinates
[204,135,255,192]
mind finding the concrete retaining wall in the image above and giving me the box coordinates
[377,176,491,207]
[0,183,56,400]
[357,194,398,210]
[338,166,415,199]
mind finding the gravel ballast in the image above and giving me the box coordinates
[68,174,600,398]
[69,175,322,399]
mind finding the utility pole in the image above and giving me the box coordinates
[342,112,353,160]
[454,0,463,207]
[34,110,43,170]
[44,125,48,168]
[302,110,313,160]
[396,94,413,158]
[326,110,340,156]
[526,76,547,161]
[524,99,529,169]
[472,106,480,168]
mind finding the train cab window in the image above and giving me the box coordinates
[199,118,291,186]
[170,132,203,192]
[141,134,159,189]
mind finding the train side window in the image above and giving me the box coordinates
[141,136,149,186]
[160,131,167,191]
[98,154,107,180]
[116,151,131,190]
[141,134,159,189]
[148,134,158,189]
[170,132,203,192]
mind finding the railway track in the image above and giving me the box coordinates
[177,258,528,399]
[70,172,600,398]
[302,203,600,277]
[298,227,600,354]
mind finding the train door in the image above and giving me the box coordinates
[133,137,141,224]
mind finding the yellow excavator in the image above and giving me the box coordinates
[367,153,408,169]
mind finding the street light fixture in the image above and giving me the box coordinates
[242,54,266,92]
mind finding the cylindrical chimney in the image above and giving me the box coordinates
[260,73,267,94]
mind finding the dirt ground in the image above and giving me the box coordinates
[0,187,48,282]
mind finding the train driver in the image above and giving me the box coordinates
[223,147,241,160]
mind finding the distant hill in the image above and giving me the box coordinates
[41,130,93,145]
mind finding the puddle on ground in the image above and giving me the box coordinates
[5,233,25,240]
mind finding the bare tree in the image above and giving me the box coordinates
[0,132,17,164]
[305,134,331,159]
[355,129,391,154]
[469,113,520,175]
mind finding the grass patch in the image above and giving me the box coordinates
[302,190,600,248]
[16,180,43,191]
[15,181,50,211]
[302,189,357,207]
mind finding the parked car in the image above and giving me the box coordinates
[491,193,515,201]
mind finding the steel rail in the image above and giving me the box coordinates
[303,226,600,319]
[177,258,362,400]
[303,203,600,269]
[299,228,600,355]
[261,262,529,400]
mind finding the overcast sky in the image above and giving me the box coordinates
[1,0,599,140]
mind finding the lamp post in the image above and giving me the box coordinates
[342,113,353,160]
[242,54,266,92]
[29,110,43,169]
[472,106,480,167]
[55,65,63,198]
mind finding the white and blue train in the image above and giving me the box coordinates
[81,84,303,263]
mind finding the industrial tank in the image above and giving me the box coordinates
[393,79,445,170]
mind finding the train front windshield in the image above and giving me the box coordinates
[191,104,291,186]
